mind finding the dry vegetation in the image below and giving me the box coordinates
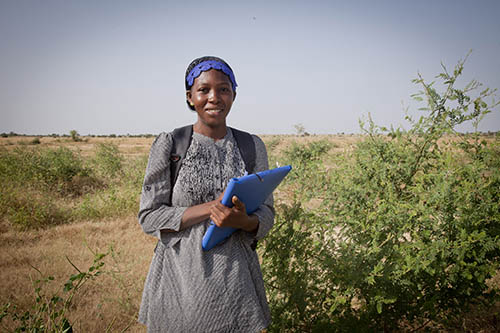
[0,136,153,157]
[0,217,153,332]
[0,134,498,332]
[0,136,157,331]
[0,134,349,332]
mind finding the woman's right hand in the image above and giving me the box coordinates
[210,195,259,233]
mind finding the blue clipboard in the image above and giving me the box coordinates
[202,165,292,251]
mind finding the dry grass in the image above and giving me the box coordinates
[1,134,498,331]
[0,216,154,332]
[0,136,154,157]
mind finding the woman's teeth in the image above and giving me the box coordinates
[206,109,222,115]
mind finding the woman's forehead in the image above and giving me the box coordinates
[193,69,232,86]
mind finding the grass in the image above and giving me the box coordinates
[0,134,498,332]
[0,216,153,332]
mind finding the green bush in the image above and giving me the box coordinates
[2,188,71,230]
[92,142,123,178]
[262,55,500,331]
[278,140,331,203]
[74,186,139,221]
[262,202,333,331]
[284,140,331,165]
[73,154,146,221]
[0,143,147,229]
[0,146,91,194]
[30,137,41,145]
[0,147,99,229]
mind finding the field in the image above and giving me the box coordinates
[0,134,356,332]
[0,129,499,332]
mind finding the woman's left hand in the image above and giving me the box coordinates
[210,195,258,232]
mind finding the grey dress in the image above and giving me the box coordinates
[138,128,274,332]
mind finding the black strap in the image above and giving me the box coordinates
[231,127,256,175]
[230,128,259,251]
[168,125,193,206]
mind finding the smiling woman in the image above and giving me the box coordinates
[137,56,274,332]
[187,68,236,137]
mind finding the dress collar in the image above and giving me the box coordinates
[192,128,233,145]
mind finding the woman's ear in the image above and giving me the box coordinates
[232,91,237,101]
[186,91,194,106]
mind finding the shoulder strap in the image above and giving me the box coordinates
[169,125,193,205]
[230,127,256,174]
[228,127,259,251]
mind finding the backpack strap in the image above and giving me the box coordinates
[168,125,193,206]
[230,127,256,174]
[230,127,258,250]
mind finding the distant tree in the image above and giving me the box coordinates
[69,130,80,142]
[293,123,306,136]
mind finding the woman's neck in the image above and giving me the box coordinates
[193,122,228,140]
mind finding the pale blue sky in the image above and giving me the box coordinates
[1,0,499,135]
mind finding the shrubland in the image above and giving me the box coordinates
[261,55,500,331]
[0,56,499,332]
[0,142,147,230]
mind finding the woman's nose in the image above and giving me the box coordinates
[208,90,219,103]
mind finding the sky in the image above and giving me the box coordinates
[1,0,500,135]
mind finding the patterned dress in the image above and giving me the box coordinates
[138,128,274,332]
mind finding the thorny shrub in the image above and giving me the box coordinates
[261,54,500,331]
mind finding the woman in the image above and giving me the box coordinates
[138,56,274,332]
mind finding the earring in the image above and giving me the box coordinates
[190,102,194,106]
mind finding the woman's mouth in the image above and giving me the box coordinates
[206,109,223,115]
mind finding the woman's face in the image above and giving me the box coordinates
[186,69,236,130]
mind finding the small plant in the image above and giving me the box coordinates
[0,250,108,332]
[30,137,41,145]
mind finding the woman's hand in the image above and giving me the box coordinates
[210,195,259,233]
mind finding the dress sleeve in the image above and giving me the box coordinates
[138,132,188,239]
[249,135,275,240]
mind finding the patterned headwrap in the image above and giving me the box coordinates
[186,60,238,91]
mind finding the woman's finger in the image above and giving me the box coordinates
[232,196,246,212]
[210,205,223,220]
